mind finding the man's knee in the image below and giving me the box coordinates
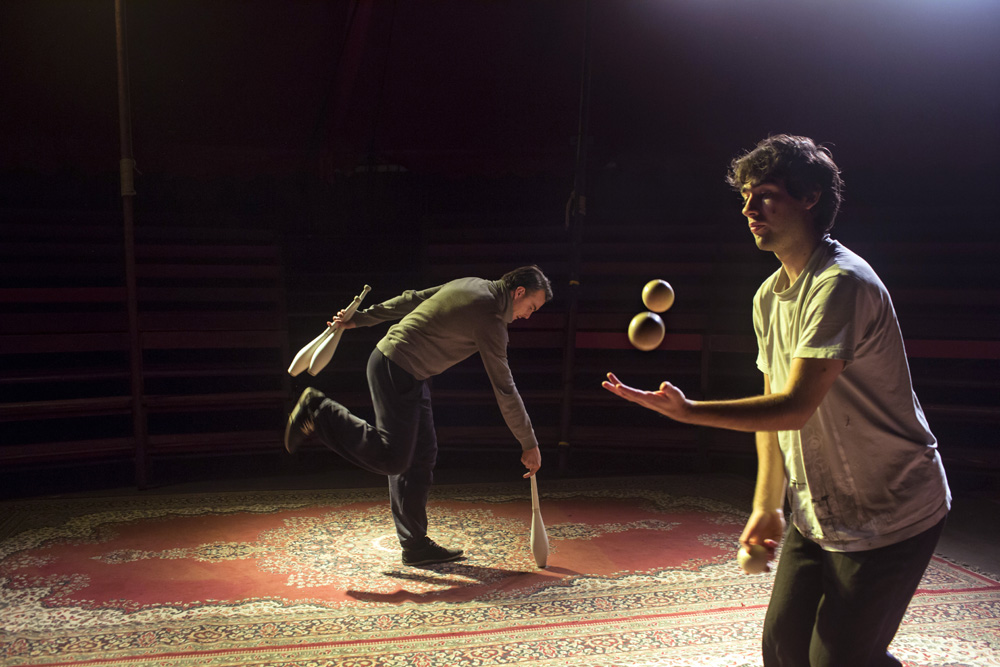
[382,444,435,476]
[382,452,412,476]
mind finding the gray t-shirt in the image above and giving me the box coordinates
[350,277,538,451]
[754,236,950,551]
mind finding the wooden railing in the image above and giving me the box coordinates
[0,210,290,482]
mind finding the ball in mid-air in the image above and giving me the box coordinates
[628,311,665,351]
[642,279,675,313]
[737,544,770,574]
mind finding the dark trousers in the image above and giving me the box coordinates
[310,349,438,550]
[762,516,946,667]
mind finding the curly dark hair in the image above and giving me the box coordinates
[726,134,845,234]
[500,265,553,302]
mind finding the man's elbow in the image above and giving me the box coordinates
[774,395,818,431]
[785,411,813,431]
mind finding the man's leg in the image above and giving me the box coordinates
[762,525,826,666]
[388,379,438,550]
[808,517,946,667]
[287,349,421,476]
[371,359,461,565]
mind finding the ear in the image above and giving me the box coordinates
[513,286,526,299]
[802,190,821,210]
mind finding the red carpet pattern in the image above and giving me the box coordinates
[1,476,997,667]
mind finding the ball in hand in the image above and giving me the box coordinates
[628,311,665,351]
[737,544,770,574]
[642,279,675,313]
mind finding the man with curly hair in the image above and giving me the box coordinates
[603,135,950,666]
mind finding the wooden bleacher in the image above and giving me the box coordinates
[1,210,134,464]
[135,220,290,460]
[0,209,290,484]
[2,201,996,487]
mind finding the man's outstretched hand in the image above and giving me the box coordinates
[602,372,692,422]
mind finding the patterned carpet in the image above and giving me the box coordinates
[1,475,997,667]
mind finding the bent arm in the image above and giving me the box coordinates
[603,356,844,433]
[740,375,787,552]
[347,286,442,328]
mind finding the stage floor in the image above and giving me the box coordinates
[3,454,997,578]
[1,473,997,667]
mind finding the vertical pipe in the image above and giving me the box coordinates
[115,0,147,488]
[557,0,593,475]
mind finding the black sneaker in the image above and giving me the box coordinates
[401,539,464,566]
[284,387,324,454]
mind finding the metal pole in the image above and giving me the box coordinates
[115,0,148,488]
[557,0,593,475]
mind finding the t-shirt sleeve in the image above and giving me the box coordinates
[753,286,770,376]
[795,275,862,362]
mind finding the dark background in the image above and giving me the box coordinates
[2,0,998,494]
[3,0,998,214]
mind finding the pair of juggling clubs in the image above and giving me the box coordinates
[287,285,372,377]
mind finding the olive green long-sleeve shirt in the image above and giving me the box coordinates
[349,277,539,451]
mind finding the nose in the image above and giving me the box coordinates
[742,194,759,219]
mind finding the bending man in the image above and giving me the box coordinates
[285,265,552,566]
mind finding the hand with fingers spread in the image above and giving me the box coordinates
[601,372,693,423]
